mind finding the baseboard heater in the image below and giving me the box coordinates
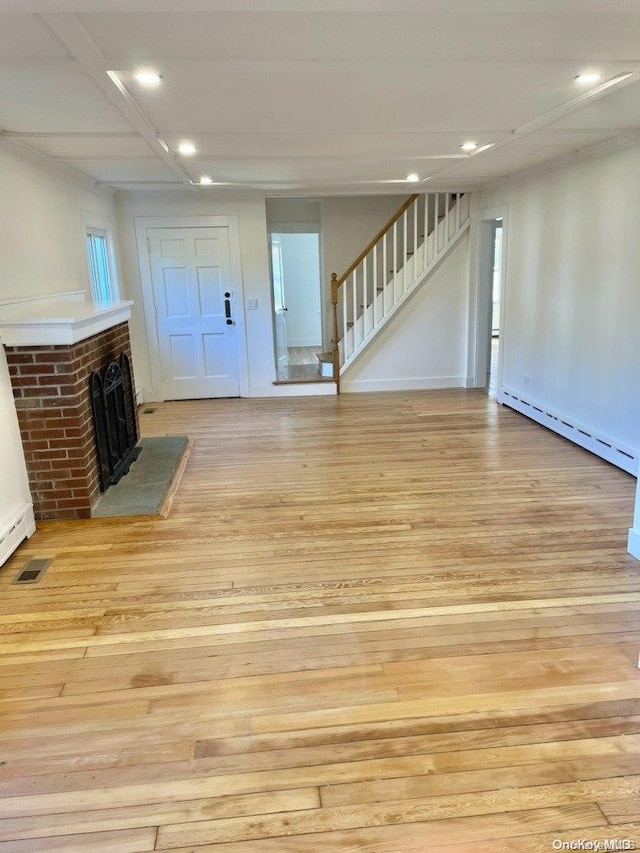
[0,504,36,569]
[499,388,638,476]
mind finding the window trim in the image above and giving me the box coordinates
[82,214,120,304]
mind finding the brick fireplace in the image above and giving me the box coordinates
[0,295,136,521]
[6,323,138,520]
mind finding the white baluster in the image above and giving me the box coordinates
[393,221,397,305]
[341,281,347,359]
[363,254,368,335]
[403,209,408,294]
[424,193,429,272]
[383,231,388,315]
[412,199,418,281]
[373,243,378,329]
[352,270,357,350]
[445,192,450,244]
[455,192,460,231]
[435,193,440,254]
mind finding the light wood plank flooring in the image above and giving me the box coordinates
[275,347,330,384]
[287,346,322,365]
[0,390,639,851]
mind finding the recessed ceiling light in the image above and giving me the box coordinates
[199,176,213,185]
[575,73,602,86]
[460,141,478,152]
[134,70,162,87]
[178,141,197,156]
[406,173,419,182]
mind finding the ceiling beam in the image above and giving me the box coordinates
[424,71,640,184]
[39,12,196,189]
[0,132,140,139]
[512,72,640,137]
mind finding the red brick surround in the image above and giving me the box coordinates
[5,323,137,520]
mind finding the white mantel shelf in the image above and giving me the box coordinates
[0,298,134,347]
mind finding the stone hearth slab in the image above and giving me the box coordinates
[91,436,190,518]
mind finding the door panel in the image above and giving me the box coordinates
[194,238,218,257]
[169,335,197,379]
[198,267,222,316]
[163,268,189,318]
[159,239,184,257]
[148,226,240,399]
[203,333,228,377]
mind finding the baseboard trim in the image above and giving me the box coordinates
[501,387,638,475]
[341,376,466,393]
[287,339,323,348]
[250,383,337,397]
[628,528,640,560]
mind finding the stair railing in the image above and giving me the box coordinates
[331,191,469,387]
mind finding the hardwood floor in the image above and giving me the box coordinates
[0,390,638,852]
[275,363,332,384]
[276,348,330,384]
[287,346,322,365]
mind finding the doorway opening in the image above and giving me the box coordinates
[487,219,503,397]
[270,231,325,382]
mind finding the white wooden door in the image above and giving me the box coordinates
[270,235,288,369]
[147,227,240,399]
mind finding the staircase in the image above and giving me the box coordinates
[330,192,471,388]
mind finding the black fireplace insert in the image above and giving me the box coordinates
[90,353,140,491]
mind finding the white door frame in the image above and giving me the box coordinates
[269,234,288,369]
[467,203,509,395]
[135,215,249,401]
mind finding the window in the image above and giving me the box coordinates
[86,228,117,302]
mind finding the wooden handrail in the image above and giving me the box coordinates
[335,194,419,285]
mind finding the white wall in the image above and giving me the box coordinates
[342,234,470,392]
[278,233,322,347]
[0,142,118,301]
[266,198,321,228]
[480,144,640,464]
[116,189,281,398]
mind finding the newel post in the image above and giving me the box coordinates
[330,272,341,394]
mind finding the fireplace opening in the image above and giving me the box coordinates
[90,353,140,491]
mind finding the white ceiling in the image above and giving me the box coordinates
[1,2,639,194]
